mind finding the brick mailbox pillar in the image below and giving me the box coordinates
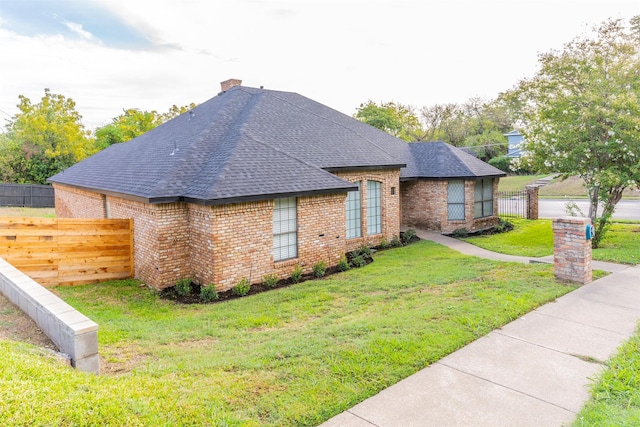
[552,217,592,284]
[525,185,539,220]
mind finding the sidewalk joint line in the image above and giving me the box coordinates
[345,410,380,426]
[435,361,578,415]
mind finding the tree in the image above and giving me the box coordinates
[0,89,96,184]
[418,99,512,160]
[515,18,640,246]
[354,101,423,141]
[95,103,196,148]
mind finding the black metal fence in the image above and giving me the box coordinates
[0,183,55,208]
[498,190,527,218]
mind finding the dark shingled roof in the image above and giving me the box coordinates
[48,85,504,204]
[402,141,506,180]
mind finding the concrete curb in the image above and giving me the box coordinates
[0,256,99,373]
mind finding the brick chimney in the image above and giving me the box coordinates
[220,79,242,92]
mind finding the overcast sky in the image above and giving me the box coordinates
[0,0,637,131]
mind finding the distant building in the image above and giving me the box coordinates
[504,130,524,158]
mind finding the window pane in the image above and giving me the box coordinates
[484,200,493,216]
[474,201,483,218]
[273,197,297,261]
[448,204,465,220]
[447,181,465,220]
[346,182,362,239]
[483,179,493,200]
[474,180,483,202]
[448,180,464,203]
[367,180,381,235]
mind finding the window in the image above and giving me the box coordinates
[367,180,381,235]
[273,197,297,261]
[474,178,494,218]
[346,182,361,239]
[447,180,465,220]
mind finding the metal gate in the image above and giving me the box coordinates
[498,190,527,218]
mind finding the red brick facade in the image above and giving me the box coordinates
[401,178,501,234]
[53,170,401,291]
[334,169,401,252]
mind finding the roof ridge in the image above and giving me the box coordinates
[154,90,254,199]
[443,143,475,177]
[181,91,266,196]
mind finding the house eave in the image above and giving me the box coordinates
[50,182,156,204]
[49,181,357,206]
[400,173,506,182]
[182,186,357,206]
[323,164,406,173]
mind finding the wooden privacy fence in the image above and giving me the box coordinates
[0,217,133,286]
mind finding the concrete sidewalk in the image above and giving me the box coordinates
[321,230,640,427]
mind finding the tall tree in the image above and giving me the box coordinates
[419,99,511,159]
[0,89,96,184]
[515,18,640,246]
[354,101,423,141]
[95,103,196,148]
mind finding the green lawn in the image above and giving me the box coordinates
[498,175,547,192]
[0,241,575,426]
[463,218,640,265]
[573,326,640,426]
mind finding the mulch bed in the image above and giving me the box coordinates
[160,231,420,305]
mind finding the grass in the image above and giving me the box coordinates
[573,326,640,426]
[0,241,575,426]
[539,175,640,199]
[0,207,55,217]
[498,175,640,199]
[463,218,640,265]
[498,175,546,192]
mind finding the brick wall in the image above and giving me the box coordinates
[401,178,500,234]
[401,180,445,230]
[107,196,160,287]
[210,200,273,291]
[334,169,401,252]
[297,193,346,274]
[53,184,105,218]
[552,217,592,284]
[54,170,402,292]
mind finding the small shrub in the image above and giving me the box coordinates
[312,261,327,278]
[401,229,416,245]
[452,228,468,238]
[175,278,192,296]
[233,277,251,297]
[200,284,219,302]
[337,256,350,271]
[358,245,372,257]
[378,237,390,249]
[291,264,303,283]
[351,255,366,268]
[390,235,403,247]
[494,218,514,233]
[262,273,279,289]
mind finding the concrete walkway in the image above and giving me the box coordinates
[321,229,640,427]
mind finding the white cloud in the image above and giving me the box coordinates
[63,21,99,42]
[1,0,638,131]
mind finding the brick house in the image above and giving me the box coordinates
[49,80,504,291]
